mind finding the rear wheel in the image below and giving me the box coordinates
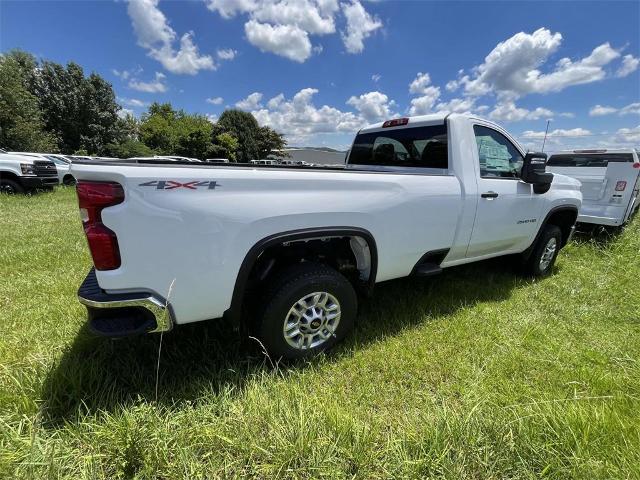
[254,263,357,360]
[0,179,24,194]
[522,225,562,277]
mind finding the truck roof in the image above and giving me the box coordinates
[358,113,501,134]
[550,149,639,155]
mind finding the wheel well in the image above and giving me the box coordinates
[63,174,75,181]
[226,229,377,323]
[0,171,21,183]
[546,208,578,247]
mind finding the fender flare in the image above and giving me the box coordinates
[522,205,579,259]
[224,226,378,322]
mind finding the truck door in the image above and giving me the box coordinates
[466,124,545,258]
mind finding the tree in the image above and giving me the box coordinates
[103,139,154,158]
[213,132,239,161]
[216,109,260,162]
[0,52,57,151]
[256,125,287,159]
[30,58,119,154]
[140,103,216,159]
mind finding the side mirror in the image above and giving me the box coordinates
[522,152,553,193]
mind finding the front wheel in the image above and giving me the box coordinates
[0,179,24,194]
[522,225,562,277]
[255,263,357,360]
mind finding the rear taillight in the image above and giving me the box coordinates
[76,181,125,270]
[633,163,640,169]
[615,181,627,192]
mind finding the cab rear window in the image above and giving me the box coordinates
[547,153,633,167]
[349,125,448,169]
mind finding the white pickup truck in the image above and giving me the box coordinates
[72,114,581,359]
[0,149,59,193]
[547,149,640,227]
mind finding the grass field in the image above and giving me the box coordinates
[1,187,639,479]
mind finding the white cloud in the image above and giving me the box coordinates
[217,48,238,60]
[589,104,618,116]
[119,97,148,108]
[371,73,381,82]
[489,101,553,122]
[445,79,458,92]
[409,72,433,95]
[341,0,382,54]
[409,92,441,116]
[434,97,479,115]
[346,91,396,123]
[206,0,379,61]
[407,72,441,115]
[205,0,257,18]
[589,102,640,117]
[206,113,219,123]
[614,125,640,143]
[118,108,135,119]
[250,87,362,142]
[128,72,168,93]
[251,0,338,35]
[267,93,285,109]
[459,28,620,99]
[126,0,215,74]
[244,20,312,62]
[559,112,575,118]
[236,92,264,110]
[620,102,640,116]
[616,54,639,77]
[206,96,224,105]
[521,127,592,139]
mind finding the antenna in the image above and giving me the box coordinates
[541,119,551,152]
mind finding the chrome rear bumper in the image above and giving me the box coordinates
[78,268,173,336]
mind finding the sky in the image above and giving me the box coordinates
[1,0,639,151]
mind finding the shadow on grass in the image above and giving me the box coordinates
[572,223,624,248]
[41,256,534,425]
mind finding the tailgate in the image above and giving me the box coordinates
[547,166,608,201]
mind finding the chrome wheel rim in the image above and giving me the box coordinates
[539,237,557,270]
[283,291,341,350]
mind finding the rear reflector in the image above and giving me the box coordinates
[382,117,409,128]
[615,181,627,192]
[76,181,125,270]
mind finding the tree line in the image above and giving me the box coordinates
[0,50,287,161]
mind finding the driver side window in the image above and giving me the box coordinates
[473,125,523,179]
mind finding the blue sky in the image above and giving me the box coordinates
[1,0,639,150]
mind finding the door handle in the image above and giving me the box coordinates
[481,191,499,199]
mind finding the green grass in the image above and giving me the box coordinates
[1,187,639,479]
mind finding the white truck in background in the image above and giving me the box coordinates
[547,149,640,227]
[0,149,59,193]
[71,114,582,359]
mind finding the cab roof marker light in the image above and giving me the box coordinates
[382,118,409,128]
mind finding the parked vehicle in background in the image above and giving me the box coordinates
[0,149,58,193]
[547,149,640,227]
[206,158,230,163]
[8,152,75,186]
[71,113,581,359]
[45,155,75,185]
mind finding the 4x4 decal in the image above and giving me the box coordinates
[139,180,221,190]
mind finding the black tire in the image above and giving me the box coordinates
[254,263,357,360]
[0,179,24,194]
[63,175,76,186]
[523,225,562,277]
